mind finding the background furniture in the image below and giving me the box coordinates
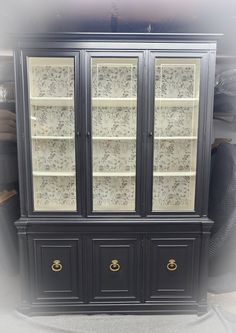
[0,53,19,277]
[208,143,236,292]
[14,33,218,315]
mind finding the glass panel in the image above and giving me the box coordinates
[153,58,200,211]
[91,58,138,211]
[27,57,76,211]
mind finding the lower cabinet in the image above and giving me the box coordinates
[146,237,199,301]
[26,232,202,313]
[28,238,83,303]
[87,236,142,303]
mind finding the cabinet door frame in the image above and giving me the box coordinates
[20,50,84,217]
[28,236,84,303]
[144,236,200,302]
[146,51,211,217]
[85,51,146,217]
[86,234,143,303]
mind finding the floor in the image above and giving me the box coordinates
[0,272,236,333]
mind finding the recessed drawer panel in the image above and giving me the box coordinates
[29,238,83,303]
[146,237,199,301]
[88,236,141,303]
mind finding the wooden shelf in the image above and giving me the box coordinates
[94,205,135,211]
[93,136,197,140]
[93,136,136,141]
[33,171,75,177]
[29,58,74,66]
[153,171,196,177]
[92,171,196,177]
[154,136,197,140]
[155,98,199,106]
[35,205,76,211]
[32,136,74,140]
[153,206,195,212]
[30,97,74,106]
[92,97,137,107]
[93,172,135,177]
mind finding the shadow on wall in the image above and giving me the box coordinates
[208,143,236,293]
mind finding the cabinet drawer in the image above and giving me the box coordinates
[146,237,199,301]
[29,238,83,303]
[88,236,142,303]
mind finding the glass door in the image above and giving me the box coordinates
[27,57,77,212]
[90,56,140,212]
[152,57,201,212]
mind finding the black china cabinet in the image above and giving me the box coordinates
[14,33,220,315]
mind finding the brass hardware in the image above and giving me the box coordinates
[109,259,121,272]
[167,259,177,271]
[51,260,63,272]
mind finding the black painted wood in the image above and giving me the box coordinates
[145,237,199,301]
[13,33,218,315]
[87,236,142,303]
[28,238,83,303]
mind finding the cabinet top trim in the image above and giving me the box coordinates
[12,33,222,49]
[12,32,223,40]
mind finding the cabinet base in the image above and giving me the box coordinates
[17,302,207,316]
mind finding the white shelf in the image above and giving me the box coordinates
[94,205,135,212]
[153,206,195,212]
[30,97,74,106]
[29,58,74,67]
[93,136,197,141]
[93,136,136,141]
[35,205,76,211]
[31,135,74,140]
[92,97,137,107]
[93,172,135,177]
[153,171,196,177]
[33,171,75,177]
[155,98,199,106]
[154,136,197,140]
[32,136,74,140]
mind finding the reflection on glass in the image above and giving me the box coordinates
[153,58,200,211]
[91,58,138,211]
[27,57,76,211]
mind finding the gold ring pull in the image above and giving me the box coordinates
[51,260,62,272]
[167,259,177,271]
[109,259,121,272]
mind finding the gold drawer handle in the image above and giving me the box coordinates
[51,260,62,272]
[167,259,177,271]
[109,259,120,272]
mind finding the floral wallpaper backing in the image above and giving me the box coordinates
[93,177,135,211]
[152,176,195,211]
[92,60,137,211]
[33,176,76,211]
[155,106,197,137]
[92,63,137,98]
[153,139,197,172]
[92,106,136,137]
[155,64,196,98]
[31,65,74,97]
[152,60,199,211]
[30,62,76,211]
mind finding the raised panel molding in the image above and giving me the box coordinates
[146,237,198,301]
[88,237,142,303]
[30,238,83,303]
